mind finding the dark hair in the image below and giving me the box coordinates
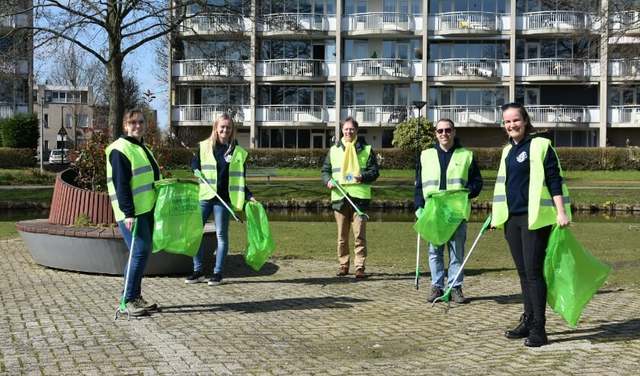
[123,108,145,122]
[342,116,359,130]
[501,102,533,134]
[436,118,455,129]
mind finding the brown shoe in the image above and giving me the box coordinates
[336,265,349,277]
[354,268,366,279]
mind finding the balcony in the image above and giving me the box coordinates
[609,59,640,80]
[257,59,330,81]
[180,13,249,36]
[429,106,501,127]
[0,103,29,119]
[609,11,640,35]
[257,105,335,125]
[522,11,591,34]
[610,106,640,127]
[171,105,251,126]
[1,14,28,29]
[519,59,598,81]
[430,59,507,81]
[343,13,416,35]
[527,105,598,127]
[172,59,250,82]
[433,12,500,35]
[343,59,412,81]
[259,13,333,34]
[0,59,29,75]
[342,105,410,126]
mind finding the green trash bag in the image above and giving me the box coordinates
[544,226,611,327]
[152,179,203,257]
[413,190,470,246]
[244,201,276,271]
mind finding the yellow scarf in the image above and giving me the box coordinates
[340,137,361,185]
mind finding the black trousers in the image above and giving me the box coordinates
[504,214,552,324]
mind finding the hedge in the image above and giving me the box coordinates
[0,148,36,168]
[155,146,640,171]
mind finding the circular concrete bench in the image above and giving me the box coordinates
[17,220,215,276]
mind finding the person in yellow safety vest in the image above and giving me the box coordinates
[321,117,380,279]
[106,109,161,317]
[414,119,483,304]
[184,113,256,286]
[492,103,571,348]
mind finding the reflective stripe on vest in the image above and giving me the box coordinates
[420,147,473,220]
[106,138,159,222]
[329,144,372,201]
[198,140,248,211]
[491,138,572,229]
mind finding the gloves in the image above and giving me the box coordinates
[415,207,424,219]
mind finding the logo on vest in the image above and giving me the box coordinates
[224,154,233,163]
[516,151,528,163]
[344,173,354,182]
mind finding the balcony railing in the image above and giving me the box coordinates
[433,59,501,78]
[610,106,640,124]
[172,59,249,78]
[344,105,410,125]
[523,59,594,77]
[1,14,29,28]
[345,59,411,78]
[527,105,595,124]
[181,13,247,34]
[430,106,501,125]
[523,11,590,31]
[609,11,640,31]
[260,59,327,77]
[343,12,415,33]
[435,12,499,33]
[609,59,640,77]
[258,105,330,123]
[0,104,13,119]
[261,13,331,32]
[172,105,250,123]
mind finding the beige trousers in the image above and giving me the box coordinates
[334,205,367,270]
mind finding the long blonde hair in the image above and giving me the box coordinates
[209,113,236,152]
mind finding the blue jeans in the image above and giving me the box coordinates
[193,200,230,275]
[117,211,154,302]
[428,221,467,289]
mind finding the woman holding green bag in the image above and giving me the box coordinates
[185,114,255,286]
[491,103,571,347]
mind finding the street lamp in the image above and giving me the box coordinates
[57,109,68,165]
[39,87,51,172]
[412,100,428,164]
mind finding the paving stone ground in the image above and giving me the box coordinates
[1,237,639,375]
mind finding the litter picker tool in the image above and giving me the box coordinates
[115,218,138,321]
[415,234,421,290]
[432,215,492,308]
[330,178,369,220]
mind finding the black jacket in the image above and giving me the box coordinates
[414,138,483,210]
[321,137,380,211]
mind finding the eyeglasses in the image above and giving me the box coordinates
[436,128,452,134]
[501,102,524,111]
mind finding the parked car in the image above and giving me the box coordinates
[49,149,69,164]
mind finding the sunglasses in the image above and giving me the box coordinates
[436,128,453,134]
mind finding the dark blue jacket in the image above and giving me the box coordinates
[505,135,563,215]
[191,140,253,204]
[109,136,160,218]
[414,139,483,209]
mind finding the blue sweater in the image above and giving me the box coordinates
[108,137,160,218]
[505,136,563,215]
[191,141,253,204]
[414,139,483,209]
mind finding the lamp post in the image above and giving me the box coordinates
[57,108,68,164]
[412,100,427,165]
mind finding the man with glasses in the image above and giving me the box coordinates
[414,118,483,304]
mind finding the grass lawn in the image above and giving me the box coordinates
[0,169,56,185]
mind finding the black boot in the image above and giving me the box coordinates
[504,314,531,339]
[524,319,548,347]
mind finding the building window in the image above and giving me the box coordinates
[44,114,49,128]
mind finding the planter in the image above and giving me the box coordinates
[48,168,114,225]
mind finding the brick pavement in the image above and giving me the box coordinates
[1,237,639,375]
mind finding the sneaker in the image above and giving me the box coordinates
[354,268,366,279]
[208,273,223,286]
[125,299,149,317]
[427,286,444,303]
[451,286,468,304]
[185,271,205,284]
[135,296,159,312]
[336,265,349,277]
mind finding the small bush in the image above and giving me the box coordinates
[0,147,36,168]
[392,117,436,151]
[0,114,39,148]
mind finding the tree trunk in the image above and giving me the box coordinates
[107,57,125,140]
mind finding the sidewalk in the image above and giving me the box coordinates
[1,238,638,375]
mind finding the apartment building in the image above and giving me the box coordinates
[170,0,640,148]
[33,85,95,158]
[0,1,33,120]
